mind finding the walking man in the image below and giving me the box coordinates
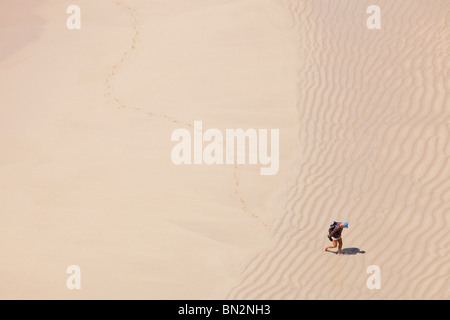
[325,221,348,254]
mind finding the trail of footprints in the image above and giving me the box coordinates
[233,164,269,227]
[104,0,192,128]
[103,1,266,227]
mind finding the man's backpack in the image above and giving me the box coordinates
[328,221,337,234]
[327,221,337,241]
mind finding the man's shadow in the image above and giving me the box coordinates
[341,248,365,255]
[329,248,366,255]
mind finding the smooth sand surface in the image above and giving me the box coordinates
[0,0,298,299]
[0,0,448,300]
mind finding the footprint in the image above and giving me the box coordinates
[104,1,255,224]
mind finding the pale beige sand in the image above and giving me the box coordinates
[0,0,298,299]
[1,0,449,300]
[229,0,450,300]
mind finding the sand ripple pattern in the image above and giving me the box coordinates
[228,0,450,300]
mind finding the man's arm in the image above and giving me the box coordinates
[329,225,339,238]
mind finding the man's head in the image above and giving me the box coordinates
[342,222,349,229]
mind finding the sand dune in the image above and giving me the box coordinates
[0,0,448,300]
[228,0,449,300]
[0,0,297,299]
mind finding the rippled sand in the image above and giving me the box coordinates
[229,0,449,300]
[0,0,448,300]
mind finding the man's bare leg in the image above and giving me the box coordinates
[325,240,337,252]
[337,239,343,254]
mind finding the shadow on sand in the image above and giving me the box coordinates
[328,248,365,255]
[341,248,365,255]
